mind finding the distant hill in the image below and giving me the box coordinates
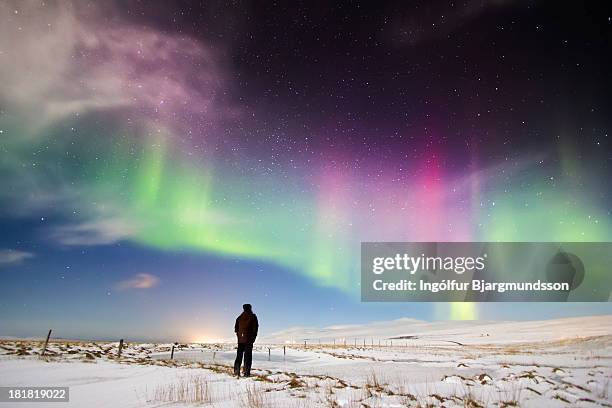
[257,314,612,345]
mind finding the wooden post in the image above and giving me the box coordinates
[304,340,306,347]
[41,329,52,356]
[283,346,286,356]
[363,338,366,347]
[118,339,124,358]
[170,345,175,360]
[268,347,271,361]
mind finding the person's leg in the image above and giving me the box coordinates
[234,343,245,376]
[243,343,253,376]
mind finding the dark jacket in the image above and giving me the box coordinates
[235,311,258,344]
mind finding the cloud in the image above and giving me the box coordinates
[116,273,160,290]
[0,0,230,135]
[50,217,138,246]
[0,249,34,265]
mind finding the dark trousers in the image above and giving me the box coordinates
[234,342,253,375]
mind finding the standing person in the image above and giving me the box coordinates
[233,303,258,377]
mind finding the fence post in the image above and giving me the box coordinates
[41,329,52,356]
[268,347,271,361]
[118,339,124,358]
[170,345,175,360]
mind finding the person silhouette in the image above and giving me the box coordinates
[233,303,258,377]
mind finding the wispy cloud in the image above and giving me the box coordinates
[50,217,138,246]
[0,0,230,134]
[0,249,34,265]
[116,273,160,290]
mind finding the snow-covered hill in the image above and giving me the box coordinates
[260,314,612,345]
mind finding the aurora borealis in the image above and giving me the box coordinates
[1,1,611,341]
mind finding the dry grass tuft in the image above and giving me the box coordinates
[288,377,306,388]
[150,374,211,404]
[323,384,340,408]
[239,383,268,408]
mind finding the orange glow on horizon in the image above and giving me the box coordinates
[188,332,225,344]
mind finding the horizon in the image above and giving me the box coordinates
[2,311,611,344]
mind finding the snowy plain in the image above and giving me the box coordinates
[1,315,611,407]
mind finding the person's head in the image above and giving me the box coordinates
[242,303,252,312]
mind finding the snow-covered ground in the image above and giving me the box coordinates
[1,315,611,407]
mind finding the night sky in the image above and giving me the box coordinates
[1,1,611,342]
